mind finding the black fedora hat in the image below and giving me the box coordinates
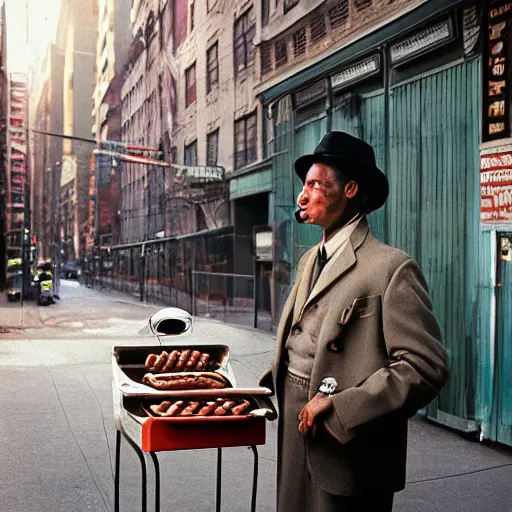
[294,131,389,212]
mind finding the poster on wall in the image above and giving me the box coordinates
[483,1,512,142]
[481,151,512,222]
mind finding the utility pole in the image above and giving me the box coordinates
[21,0,31,303]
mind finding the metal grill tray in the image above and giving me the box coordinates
[113,344,272,398]
[113,344,230,371]
[140,395,260,423]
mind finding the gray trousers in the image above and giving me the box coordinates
[277,370,394,512]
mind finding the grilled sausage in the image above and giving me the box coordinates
[185,350,202,370]
[164,400,184,416]
[154,401,172,414]
[161,350,180,373]
[142,373,227,390]
[222,400,236,411]
[145,353,157,369]
[231,400,250,416]
[151,351,169,371]
[195,353,210,371]
[214,406,228,416]
[180,401,201,416]
[197,401,217,416]
[174,349,191,371]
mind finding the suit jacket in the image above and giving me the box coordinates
[260,218,448,495]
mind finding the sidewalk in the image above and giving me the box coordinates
[0,292,44,330]
[0,281,511,511]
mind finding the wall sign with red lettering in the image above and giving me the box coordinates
[481,151,512,222]
[483,1,512,142]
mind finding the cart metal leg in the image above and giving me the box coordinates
[215,446,258,512]
[115,430,121,512]
[149,452,160,512]
[250,446,259,512]
[116,436,259,512]
[115,429,148,512]
[216,448,222,512]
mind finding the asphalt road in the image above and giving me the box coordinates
[0,280,511,511]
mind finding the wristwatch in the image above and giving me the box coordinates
[318,377,338,396]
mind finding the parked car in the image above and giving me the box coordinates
[62,261,80,279]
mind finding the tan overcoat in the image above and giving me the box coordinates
[260,218,448,496]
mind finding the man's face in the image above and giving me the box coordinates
[296,163,347,230]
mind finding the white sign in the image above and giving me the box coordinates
[61,155,77,187]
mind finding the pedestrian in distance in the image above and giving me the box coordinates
[259,131,449,512]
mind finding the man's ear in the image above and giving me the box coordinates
[344,180,358,199]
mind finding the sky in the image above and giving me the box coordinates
[5,0,63,73]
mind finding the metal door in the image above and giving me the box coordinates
[494,232,512,445]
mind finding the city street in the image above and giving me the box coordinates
[0,280,511,511]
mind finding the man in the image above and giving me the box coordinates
[260,132,448,512]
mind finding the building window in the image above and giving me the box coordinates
[284,0,299,14]
[184,140,197,166]
[188,0,195,33]
[170,146,177,163]
[310,14,326,44]
[260,42,272,75]
[234,112,257,169]
[293,27,307,57]
[185,62,196,107]
[262,0,270,26]
[234,8,255,75]
[329,0,349,29]
[173,0,188,50]
[275,39,288,67]
[355,0,372,10]
[206,129,219,166]
[206,42,219,93]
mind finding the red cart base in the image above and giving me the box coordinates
[141,415,266,452]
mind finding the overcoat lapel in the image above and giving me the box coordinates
[292,248,318,324]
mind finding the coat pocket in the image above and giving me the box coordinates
[338,295,381,324]
[327,295,382,353]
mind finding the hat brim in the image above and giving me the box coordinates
[294,153,389,212]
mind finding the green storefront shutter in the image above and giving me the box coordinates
[387,59,481,420]
[294,117,326,259]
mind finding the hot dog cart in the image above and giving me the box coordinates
[112,307,276,512]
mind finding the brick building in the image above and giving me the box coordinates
[32,44,65,261]
[0,1,8,288]
[55,0,98,262]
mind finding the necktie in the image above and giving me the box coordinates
[309,245,327,294]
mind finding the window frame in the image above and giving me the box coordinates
[234,8,255,75]
[234,112,257,169]
[185,62,197,107]
[206,42,219,94]
[184,140,198,166]
[206,129,219,166]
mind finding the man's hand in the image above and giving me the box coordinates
[298,392,333,437]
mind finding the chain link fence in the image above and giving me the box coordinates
[83,227,272,329]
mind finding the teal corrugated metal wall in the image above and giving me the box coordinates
[475,229,494,434]
[272,104,295,318]
[388,82,422,257]
[406,60,480,418]
[332,93,387,240]
[268,57,505,437]
[496,242,512,444]
[294,118,326,258]
[361,94,387,242]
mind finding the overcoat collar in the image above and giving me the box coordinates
[292,217,369,324]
